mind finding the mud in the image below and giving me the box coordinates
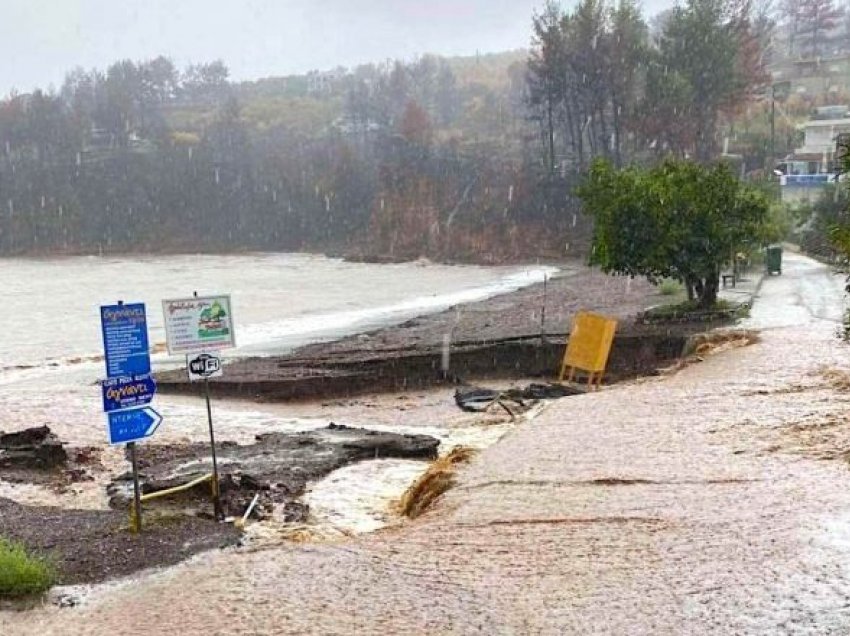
[107,424,440,520]
[0,427,103,491]
[0,498,240,586]
[0,426,67,470]
[157,334,694,403]
[155,268,708,402]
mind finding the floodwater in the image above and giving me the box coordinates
[0,254,551,524]
[8,252,850,634]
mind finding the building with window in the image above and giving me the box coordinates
[776,106,850,203]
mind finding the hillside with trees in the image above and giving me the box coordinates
[0,0,838,263]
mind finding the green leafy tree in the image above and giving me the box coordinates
[579,158,769,307]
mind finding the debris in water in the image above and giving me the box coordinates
[397,446,476,519]
[454,383,583,413]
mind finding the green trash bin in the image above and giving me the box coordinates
[765,244,782,275]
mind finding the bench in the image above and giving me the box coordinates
[721,273,736,288]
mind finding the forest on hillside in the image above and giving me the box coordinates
[0,0,848,262]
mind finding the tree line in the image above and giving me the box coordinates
[0,47,580,261]
[526,0,770,171]
[0,0,811,262]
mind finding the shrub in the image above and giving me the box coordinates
[0,538,55,598]
[658,279,682,296]
[639,299,748,324]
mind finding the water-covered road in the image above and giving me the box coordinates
[9,252,850,635]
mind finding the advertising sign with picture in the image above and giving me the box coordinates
[162,295,235,355]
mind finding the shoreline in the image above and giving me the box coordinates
[1,259,714,600]
[0,246,572,269]
[157,265,717,402]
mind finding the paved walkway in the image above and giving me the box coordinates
[9,253,850,635]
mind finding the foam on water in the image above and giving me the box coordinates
[213,265,557,355]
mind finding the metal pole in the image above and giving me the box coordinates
[540,273,548,344]
[192,289,223,520]
[129,441,142,532]
[204,378,223,520]
[770,84,776,172]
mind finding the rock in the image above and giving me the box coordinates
[106,424,440,520]
[0,426,67,469]
[73,447,100,465]
[282,501,309,523]
[239,474,268,491]
[66,468,93,483]
[0,426,52,447]
[54,594,80,608]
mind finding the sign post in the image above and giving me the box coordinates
[100,301,159,532]
[202,376,222,520]
[162,293,235,521]
[128,441,142,533]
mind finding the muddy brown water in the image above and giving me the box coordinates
[5,253,850,634]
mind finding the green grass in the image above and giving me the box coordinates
[641,298,748,323]
[658,278,683,296]
[0,538,56,598]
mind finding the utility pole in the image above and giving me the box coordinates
[770,81,791,173]
[770,83,776,172]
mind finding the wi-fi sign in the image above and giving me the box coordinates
[187,353,223,381]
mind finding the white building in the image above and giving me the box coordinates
[777,108,850,203]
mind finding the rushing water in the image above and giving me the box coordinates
[0,253,553,523]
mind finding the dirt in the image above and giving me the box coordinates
[0,426,104,490]
[156,268,721,402]
[0,427,67,471]
[0,498,241,586]
[107,424,441,520]
[280,267,697,353]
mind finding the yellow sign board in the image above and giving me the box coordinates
[559,311,618,388]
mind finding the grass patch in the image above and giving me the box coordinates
[640,299,748,324]
[398,446,476,519]
[0,537,56,598]
[657,278,683,296]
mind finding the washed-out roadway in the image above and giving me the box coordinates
[8,252,850,635]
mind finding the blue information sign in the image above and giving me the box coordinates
[106,407,163,445]
[100,303,151,378]
[101,374,156,413]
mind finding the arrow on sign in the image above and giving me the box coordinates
[106,407,163,445]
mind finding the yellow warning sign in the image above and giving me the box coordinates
[559,311,617,388]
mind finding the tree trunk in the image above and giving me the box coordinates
[596,102,610,160]
[546,94,556,175]
[611,92,622,167]
[562,98,578,170]
[571,95,585,170]
[698,273,720,308]
[684,275,696,302]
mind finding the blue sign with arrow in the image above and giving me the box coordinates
[100,303,151,378]
[101,374,156,412]
[106,407,163,445]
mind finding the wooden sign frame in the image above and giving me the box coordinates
[559,311,618,390]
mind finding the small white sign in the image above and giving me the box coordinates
[187,352,223,382]
[162,295,235,355]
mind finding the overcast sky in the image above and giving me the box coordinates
[0,0,676,96]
